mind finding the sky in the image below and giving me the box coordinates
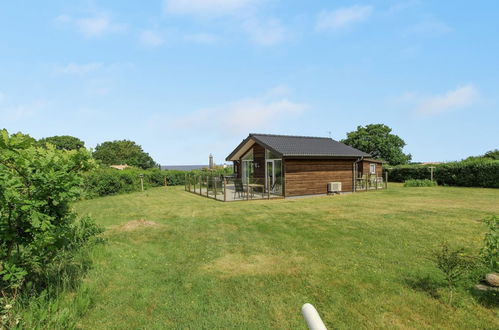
[1,0,498,165]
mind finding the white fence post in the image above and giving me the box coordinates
[302,303,327,330]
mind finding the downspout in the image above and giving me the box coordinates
[353,156,364,192]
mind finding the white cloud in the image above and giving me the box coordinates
[185,33,218,44]
[56,62,103,75]
[0,92,5,103]
[139,30,164,47]
[163,0,258,17]
[407,20,451,37]
[242,18,286,46]
[415,85,479,116]
[0,100,46,121]
[316,5,373,31]
[172,87,308,134]
[221,98,306,133]
[388,0,420,13]
[56,13,126,38]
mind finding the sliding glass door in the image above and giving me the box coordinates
[265,159,282,194]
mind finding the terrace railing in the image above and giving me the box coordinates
[185,173,282,202]
[355,175,386,192]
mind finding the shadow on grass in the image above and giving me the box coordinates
[469,286,499,308]
[405,276,443,299]
[406,275,499,309]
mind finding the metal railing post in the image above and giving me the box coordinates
[214,177,217,200]
[199,175,202,195]
[267,179,270,199]
[224,178,227,202]
[246,180,249,200]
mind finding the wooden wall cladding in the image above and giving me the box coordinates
[284,159,355,196]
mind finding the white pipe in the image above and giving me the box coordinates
[301,303,327,330]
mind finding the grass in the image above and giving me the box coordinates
[32,184,499,328]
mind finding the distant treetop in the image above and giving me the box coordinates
[93,140,157,169]
[38,135,85,151]
[341,124,412,165]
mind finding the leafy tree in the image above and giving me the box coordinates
[93,140,157,169]
[37,135,85,151]
[483,149,499,160]
[0,129,101,308]
[341,124,412,165]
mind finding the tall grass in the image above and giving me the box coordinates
[8,241,103,329]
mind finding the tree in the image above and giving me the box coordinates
[341,124,411,165]
[483,149,499,160]
[37,135,85,151]
[93,140,157,169]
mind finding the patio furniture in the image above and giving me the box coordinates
[249,183,264,194]
[234,180,251,198]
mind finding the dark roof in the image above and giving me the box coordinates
[362,158,386,163]
[226,133,370,160]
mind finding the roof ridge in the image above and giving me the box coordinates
[250,133,331,140]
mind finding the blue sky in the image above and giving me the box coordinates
[1,1,498,165]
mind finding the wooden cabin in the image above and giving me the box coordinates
[226,133,383,197]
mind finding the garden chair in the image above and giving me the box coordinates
[234,180,250,199]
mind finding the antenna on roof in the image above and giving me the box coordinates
[328,131,332,138]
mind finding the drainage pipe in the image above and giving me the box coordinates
[302,303,327,330]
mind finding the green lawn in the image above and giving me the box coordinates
[68,184,498,329]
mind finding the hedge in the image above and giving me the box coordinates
[387,158,499,188]
[81,167,232,198]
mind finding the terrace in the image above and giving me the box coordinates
[185,172,386,202]
[185,174,283,201]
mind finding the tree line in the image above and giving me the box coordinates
[36,135,157,169]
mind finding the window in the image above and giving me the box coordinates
[242,149,253,161]
[265,149,281,160]
[370,163,376,174]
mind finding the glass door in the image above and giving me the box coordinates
[274,160,282,194]
[266,159,282,194]
[266,160,273,192]
[242,160,253,184]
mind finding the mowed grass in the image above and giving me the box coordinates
[71,184,499,329]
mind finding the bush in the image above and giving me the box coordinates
[433,242,477,304]
[404,179,437,187]
[82,166,233,198]
[387,158,499,188]
[436,159,499,188]
[0,129,102,327]
[481,216,498,272]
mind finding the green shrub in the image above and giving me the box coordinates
[432,242,477,304]
[81,166,233,198]
[387,158,499,188]
[0,129,102,327]
[436,159,499,188]
[481,216,498,272]
[403,179,437,187]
